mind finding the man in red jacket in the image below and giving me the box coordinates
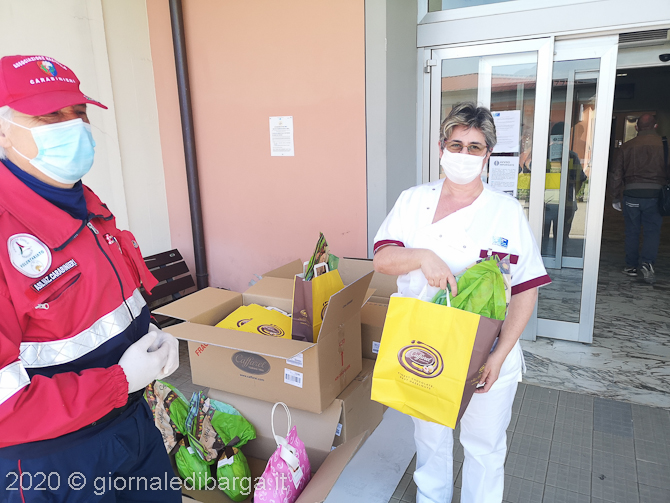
[0,55,181,501]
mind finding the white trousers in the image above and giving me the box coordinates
[412,343,522,503]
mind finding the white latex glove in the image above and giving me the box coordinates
[118,332,169,393]
[147,323,180,379]
[613,201,622,211]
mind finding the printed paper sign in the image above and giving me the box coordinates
[550,134,563,162]
[488,157,520,197]
[270,116,295,156]
[492,111,521,154]
[372,341,381,354]
[335,423,343,436]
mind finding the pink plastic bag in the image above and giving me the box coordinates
[254,402,311,503]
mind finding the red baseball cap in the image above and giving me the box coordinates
[0,55,107,115]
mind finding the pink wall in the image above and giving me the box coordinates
[147,0,368,292]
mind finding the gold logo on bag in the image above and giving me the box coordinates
[398,341,444,378]
[320,301,329,321]
[258,324,285,337]
[237,319,252,327]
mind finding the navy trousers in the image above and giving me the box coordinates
[623,196,663,267]
[0,399,181,502]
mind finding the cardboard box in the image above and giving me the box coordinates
[332,358,384,447]
[181,432,367,503]
[207,359,383,467]
[156,271,373,414]
[263,258,397,361]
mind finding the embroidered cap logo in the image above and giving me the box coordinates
[37,60,57,77]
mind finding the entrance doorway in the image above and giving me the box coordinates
[424,36,618,344]
[520,61,670,408]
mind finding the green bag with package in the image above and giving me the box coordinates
[175,391,256,501]
[144,380,190,454]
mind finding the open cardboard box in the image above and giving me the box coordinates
[180,431,368,503]
[155,270,373,414]
[263,258,397,361]
[331,358,384,447]
[207,358,383,469]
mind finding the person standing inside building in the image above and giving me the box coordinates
[610,113,669,283]
[373,102,550,503]
[0,55,181,501]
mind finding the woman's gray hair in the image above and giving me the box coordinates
[440,102,497,151]
[0,106,14,160]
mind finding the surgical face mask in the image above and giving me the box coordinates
[8,118,96,184]
[440,149,486,185]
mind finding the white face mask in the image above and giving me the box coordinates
[440,149,486,185]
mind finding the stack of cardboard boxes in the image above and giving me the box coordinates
[156,258,397,502]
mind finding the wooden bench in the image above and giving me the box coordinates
[142,249,196,328]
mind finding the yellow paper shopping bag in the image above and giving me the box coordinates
[371,295,503,428]
[292,269,345,342]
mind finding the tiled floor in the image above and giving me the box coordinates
[390,384,670,503]
[521,203,670,408]
[166,346,670,503]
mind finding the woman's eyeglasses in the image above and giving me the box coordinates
[443,141,488,156]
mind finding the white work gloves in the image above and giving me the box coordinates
[118,325,180,393]
[147,323,180,379]
[613,201,622,211]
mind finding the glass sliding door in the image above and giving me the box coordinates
[536,37,618,343]
[424,36,618,343]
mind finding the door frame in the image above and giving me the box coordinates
[420,35,618,343]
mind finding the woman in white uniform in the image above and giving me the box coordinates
[373,102,550,503]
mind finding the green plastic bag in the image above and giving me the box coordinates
[431,257,508,321]
[176,391,256,501]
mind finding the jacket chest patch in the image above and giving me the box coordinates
[8,233,52,278]
[31,259,79,292]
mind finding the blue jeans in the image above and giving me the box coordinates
[623,195,663,267]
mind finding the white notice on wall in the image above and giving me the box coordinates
[492,111,521,154]
[269,116,295,156]
[488,157,519,197]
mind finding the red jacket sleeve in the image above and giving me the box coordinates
[0,293,129,448]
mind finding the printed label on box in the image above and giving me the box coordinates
[372,341,381,354]
[286,353,304,368]
[335,423,343,437]
[284,369,303,388]
[232,351,271,375]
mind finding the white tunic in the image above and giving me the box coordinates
[374,179,550,299]
[375,180,551,503]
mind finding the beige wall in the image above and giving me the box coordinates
[0,0,171,256]
[101,0,172,255]
[147,0,368,292]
